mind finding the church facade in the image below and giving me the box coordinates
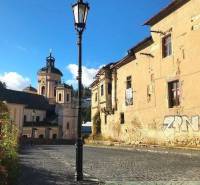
[0,53,77,140]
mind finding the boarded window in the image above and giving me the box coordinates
[168,80,180,108]
[162,34,172,58]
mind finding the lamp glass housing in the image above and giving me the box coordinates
[72,1,89,31]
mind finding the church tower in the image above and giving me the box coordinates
[37,52,63,104]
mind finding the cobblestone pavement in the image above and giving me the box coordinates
[18,145,200,185]
[17,145,102,185]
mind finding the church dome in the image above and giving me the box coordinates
[38,67,63,76]
[38,53,63,76]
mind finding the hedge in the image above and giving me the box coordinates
[0,102,19,185]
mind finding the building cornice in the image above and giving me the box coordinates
[144,0,190,26]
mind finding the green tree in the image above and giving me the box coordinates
[82,107,91,122]
[0,102,19,185]
[73,86,91,98]
[0,81,6,89]
[83,87,91,98]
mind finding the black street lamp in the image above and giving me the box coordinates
[72,0,89,181]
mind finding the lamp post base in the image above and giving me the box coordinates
[75,171,83,181]
[75,138,83,181]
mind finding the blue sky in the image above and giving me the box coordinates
[0,0,171,90]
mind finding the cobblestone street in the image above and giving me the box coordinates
[17,145,200,185]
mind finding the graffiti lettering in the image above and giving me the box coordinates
[163,115,199,133]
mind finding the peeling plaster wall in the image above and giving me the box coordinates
[91,0,200,147]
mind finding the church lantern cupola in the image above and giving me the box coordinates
[46,52,55,68]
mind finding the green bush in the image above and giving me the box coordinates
[0,102,19,185]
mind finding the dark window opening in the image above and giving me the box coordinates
[67,122,69,130]
[54,87,56,97]
[126,76,132,89]
[36,116,40,122]
[53,134,57,139]
[105,115,107,125]
[59,93,62,101]
[24,115,27,122]
[168,80,180,108]
[101,85,104,96]
[41,86,45,96]
[120,113,125,124]
[67,94,70,102]
[39,134,44,139]
[108,83,112,95]
[162,34,172,58]
[95,93,98,102]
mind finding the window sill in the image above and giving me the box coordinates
[168,105,181,110]
[162,55,173,61]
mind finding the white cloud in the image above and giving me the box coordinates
[66,64,101,87]
[0,72,30,91]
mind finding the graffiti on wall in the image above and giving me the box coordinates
[163,115,200,133]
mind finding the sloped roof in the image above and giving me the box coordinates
[23,85,37,92]
[0,87,50,110]
[128,36,153,53]
[90,63,117,88]
[56,83,72,89]
[96,63,117,76]
[144,0,190,26]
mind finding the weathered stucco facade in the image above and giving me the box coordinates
[91,0,200,146]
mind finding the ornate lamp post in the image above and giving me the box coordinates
[72,0,89,181]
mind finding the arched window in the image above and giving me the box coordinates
[41,86,45,95]
[59,93,62,101]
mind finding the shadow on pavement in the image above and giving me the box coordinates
[17,145,104,185]
[17,162,104,185]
